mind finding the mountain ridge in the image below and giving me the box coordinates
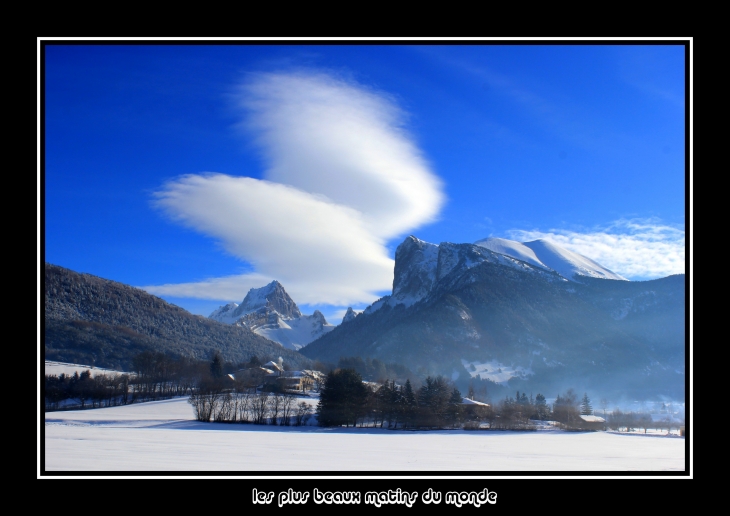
[209,280,334,350]
[301,236,685,399]
[44,263,312,370]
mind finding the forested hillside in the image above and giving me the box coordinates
[44,263,312,371]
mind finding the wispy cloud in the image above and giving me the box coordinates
[143,71,445,308]
[616,47,685,108]
[413,47,605,152]
[506,218,685,280]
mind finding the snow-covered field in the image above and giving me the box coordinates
[42,397,685,473]
[44,360,130,378]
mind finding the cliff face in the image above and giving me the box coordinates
[301,237,685,400]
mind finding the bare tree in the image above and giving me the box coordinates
[237,392,252,423]
[268,393,283,425]
[251,392,270,425]
[214,392,236,422]
[599,398,609,418]
[295,401,313,426]
[188,379,224,422]
[279,394,295,426]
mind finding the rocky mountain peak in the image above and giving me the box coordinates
[391,236,439,307]
[231,280,302,320]
[311,310,327,325]
[342,307,358,324]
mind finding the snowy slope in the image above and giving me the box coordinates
[475,237,627,282]
[247,311,334,351]
[473,237,549,270]
[45,361,130,378]
[209,281,333,350]
[208,302,240,324]
[522,239,627,281]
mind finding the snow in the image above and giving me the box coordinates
[461,359,534,385]
[238,281,282,314]
[208,302,240,324]
[461,398,490,406]
[474,237,550,270]
[209,282,331,349]
[363,296,390,315]
[45,361,130,378]
[255,313,334,351]
[474,237,627,282]
[523,239,627,282]
[580,415,606,423]
[43,397,685,472]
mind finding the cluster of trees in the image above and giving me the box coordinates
[189,385,313,426]
[314,371,608,431]
[316,370,468,429]
[44,351,284,411]
[606,409,682,434]
[44,370,131,410]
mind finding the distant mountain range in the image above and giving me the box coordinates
[44,233,686,401]
[301,236,685,400]
[44,263,312,371]
[209,281,335,350]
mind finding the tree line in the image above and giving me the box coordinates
[314,373,660,432]
[45,352,684,434]
[606,408,682,434]
[44,351,287,411]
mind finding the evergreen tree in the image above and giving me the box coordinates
[401,379,417,428]
[553,389,581,428]
[447,387,464,427]
[534,393,550,420]
[580,393,593,415]
[417,376,451,428]
[210,353,223,378]
[316,369,369,427]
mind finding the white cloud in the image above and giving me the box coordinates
[506,219,685,280]
[237,71,444,238]
[142,271,273,302]
[143,71,444,307]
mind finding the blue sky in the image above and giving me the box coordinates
[42,41,688,323]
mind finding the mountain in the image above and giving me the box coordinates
[209,281,334,350]
[342,307,358,324]
[474,237,627,281]
[301,236,685,400]
[44,263,312,371]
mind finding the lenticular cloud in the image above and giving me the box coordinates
[146,71,445,307]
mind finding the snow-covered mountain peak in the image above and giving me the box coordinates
[209,281,332,350]
[232,280,302,319]
[474,237,549,270]
[475,237,627,282]
[391,235,439,307]
[208,302,239,324]
[522,239,627,282]
[342,307,358,324]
